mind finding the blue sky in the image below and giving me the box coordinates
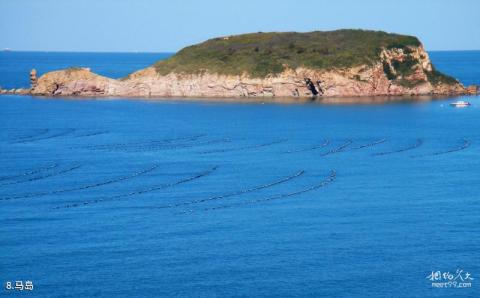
[1,0,479,52]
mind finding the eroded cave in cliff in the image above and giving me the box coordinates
[304,78,318,96]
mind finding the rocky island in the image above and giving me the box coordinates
[3,30,478,98]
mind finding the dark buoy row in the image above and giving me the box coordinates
[200,139,286,154]
[351,138,387,150]
[13,129,76,144]
[155,170,305,209]
[54,166,219,209]
[412,139,471,157]
[189,170,336,213]
[283,140,330,154]
[0,164,160,201]
[116,138,232,153]
[78,134,206,151]
[320,140,353,156]
[8,129,50,142]
[0,163,59,182]
[73,130,109,138]
[0,164,81,186]
[373,139,423,156]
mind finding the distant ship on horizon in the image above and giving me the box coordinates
[3,48,12,52]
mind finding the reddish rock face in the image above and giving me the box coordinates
[30,47,467,99]
[30,69,38,89]
[466,85,478,95]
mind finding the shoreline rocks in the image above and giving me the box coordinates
[0,36,477,100]
[30,69,38,89]
[27,47,468,99]
[466,85,479,95]
[0,88,30,95]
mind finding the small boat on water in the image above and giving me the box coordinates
[450,100,471,107]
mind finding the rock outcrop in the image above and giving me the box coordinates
[466,85,478,95]
[30,69,38,89]
[29,47,466,98]
[0,88,30,95]
[22,30,474,99]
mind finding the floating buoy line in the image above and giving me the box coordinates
[0,163,59,182]
[155,170,305,209]
[282,140,330,154]
[0,164,160,201]
[0,164,81,186]
[351,138,387,150]
[373,139,423,156]
[200,139,286,154]
[182,170,336,213]
[412,139,471,157]
[13,129,76,144]
[320,140,353,156]
[54,166,219,209]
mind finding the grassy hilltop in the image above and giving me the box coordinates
[151,29,459,86]
[154,29,423,77]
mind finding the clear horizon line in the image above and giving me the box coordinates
[0,50,176,54]
[2,49,480,54]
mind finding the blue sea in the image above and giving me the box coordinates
[0,51,479,298]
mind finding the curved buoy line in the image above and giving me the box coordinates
[0,164,160,201]
[200,139,287,154]
[9,129,50,142]
[0,165,81,186]
[283,140,330,154]
[159,134,206,144]
[73,131,109,138]
[412,139,471,157]
[373,139,423,156]
[117,138,232,153]
[0,163,59,182]
[320,140,352,156]
[85,138,226,153]
[13,129,76,144]
[351,138,387,150]
[80,134,206,151]
[54,166,218,209]
[155,170,305,209]
[185,170,336,213]
[77,135,205,151]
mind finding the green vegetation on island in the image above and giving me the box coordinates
[154,29,421,77]
[153,29,457,86]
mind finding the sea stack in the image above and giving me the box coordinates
[29,30,468,99]
[30,69,38,89]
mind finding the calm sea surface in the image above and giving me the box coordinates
[0,51,479,298]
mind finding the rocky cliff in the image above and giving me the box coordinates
[25,30,472,98]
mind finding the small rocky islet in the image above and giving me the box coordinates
[2,29,478,99]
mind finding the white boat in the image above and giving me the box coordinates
[450,100,471,107]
